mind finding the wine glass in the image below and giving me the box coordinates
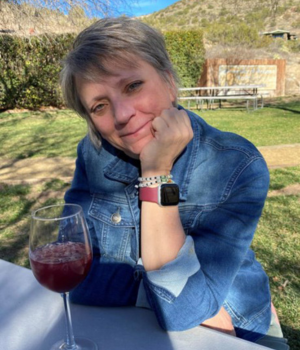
[29,203,98,350]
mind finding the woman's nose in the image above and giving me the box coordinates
[113,98,136,125]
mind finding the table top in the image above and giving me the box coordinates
[179,85,265,91]
[0,259,268,350]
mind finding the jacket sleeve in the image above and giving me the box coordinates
[142,156,270,331]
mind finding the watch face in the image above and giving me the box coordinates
[160,184,180,206]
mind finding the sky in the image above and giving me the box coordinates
[130,0,180,17]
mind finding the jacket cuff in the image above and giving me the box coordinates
[145,236,200,297]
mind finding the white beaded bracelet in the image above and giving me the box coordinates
[138,174,173,182]
[136,174,174,188]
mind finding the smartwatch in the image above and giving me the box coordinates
[139,183,180,206]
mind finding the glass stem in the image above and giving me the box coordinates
[62,292,76,349]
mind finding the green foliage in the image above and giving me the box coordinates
[0,33,76,110]
[205,21,272,48]
[288,40,300,53]
[164,30,205,87]
[0,29,205,109]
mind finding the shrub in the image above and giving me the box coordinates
[164,29,205,87]
[0,34,75,110]
[0,29,205,109]
[205,22,272,48]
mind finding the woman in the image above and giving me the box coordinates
[60,17,288,348]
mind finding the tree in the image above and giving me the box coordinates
[0,0,138,36]
[3,0,135,17]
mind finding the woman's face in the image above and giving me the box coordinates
[76,58,176,159]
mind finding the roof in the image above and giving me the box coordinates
[263,29,290,35]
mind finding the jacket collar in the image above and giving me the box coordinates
[101,107,201,201]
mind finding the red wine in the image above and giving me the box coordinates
[30,241,92,293]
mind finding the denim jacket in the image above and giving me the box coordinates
[65,107,271,342]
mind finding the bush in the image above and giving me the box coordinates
[164,29,205,87]
[0,29,205,109]
[205,22,272,48]
[0,34,75,110]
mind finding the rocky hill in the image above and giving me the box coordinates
[142,0,300,35]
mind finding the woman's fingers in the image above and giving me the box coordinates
[140,108,193,175]
[152,108,193,142]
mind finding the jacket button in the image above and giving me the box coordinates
[111,212,121,224]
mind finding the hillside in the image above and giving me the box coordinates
[141,0,300,35]
[1,0,300,37]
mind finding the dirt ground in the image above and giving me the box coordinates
[0,143,300,197]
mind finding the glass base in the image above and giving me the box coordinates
[50,337,98,350]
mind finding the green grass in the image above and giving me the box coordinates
[0,179,68,267]
[0,110,87,159]
[190,100,300,147]
[0,100,300,349]
[0,99,299,159]
[269,167,300,190]
[252,190,300,347]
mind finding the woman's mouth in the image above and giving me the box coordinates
[121,120,152,139]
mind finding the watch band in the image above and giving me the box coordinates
[139,183,179,206]
[139,186,159,203]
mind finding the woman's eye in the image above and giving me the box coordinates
[127,81,143,92]
[92,103,106,114]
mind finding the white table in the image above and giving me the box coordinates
[179,85,265,95]
[178,85,266,110]
[0,259,269,350]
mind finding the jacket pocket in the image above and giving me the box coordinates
[88,194,137,264]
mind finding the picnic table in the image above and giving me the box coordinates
[178,85,266,111]
[0,259,269,350]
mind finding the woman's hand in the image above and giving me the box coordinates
[140,108,193,176]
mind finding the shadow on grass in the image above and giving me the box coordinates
[281,324,300,350]
[264,101,300,115]
[0,181,66,267]
[0,110,82,159]
[269,167,300,191]
[273,106,300,115]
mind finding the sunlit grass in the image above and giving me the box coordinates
[0,110,87,159]
[190,100,300,147]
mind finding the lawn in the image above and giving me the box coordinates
[0,99,299,349]
[192,99,300,147]
[0,109,87,159]
[0,99,299,158]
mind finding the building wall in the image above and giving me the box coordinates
[198,59,286,96]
